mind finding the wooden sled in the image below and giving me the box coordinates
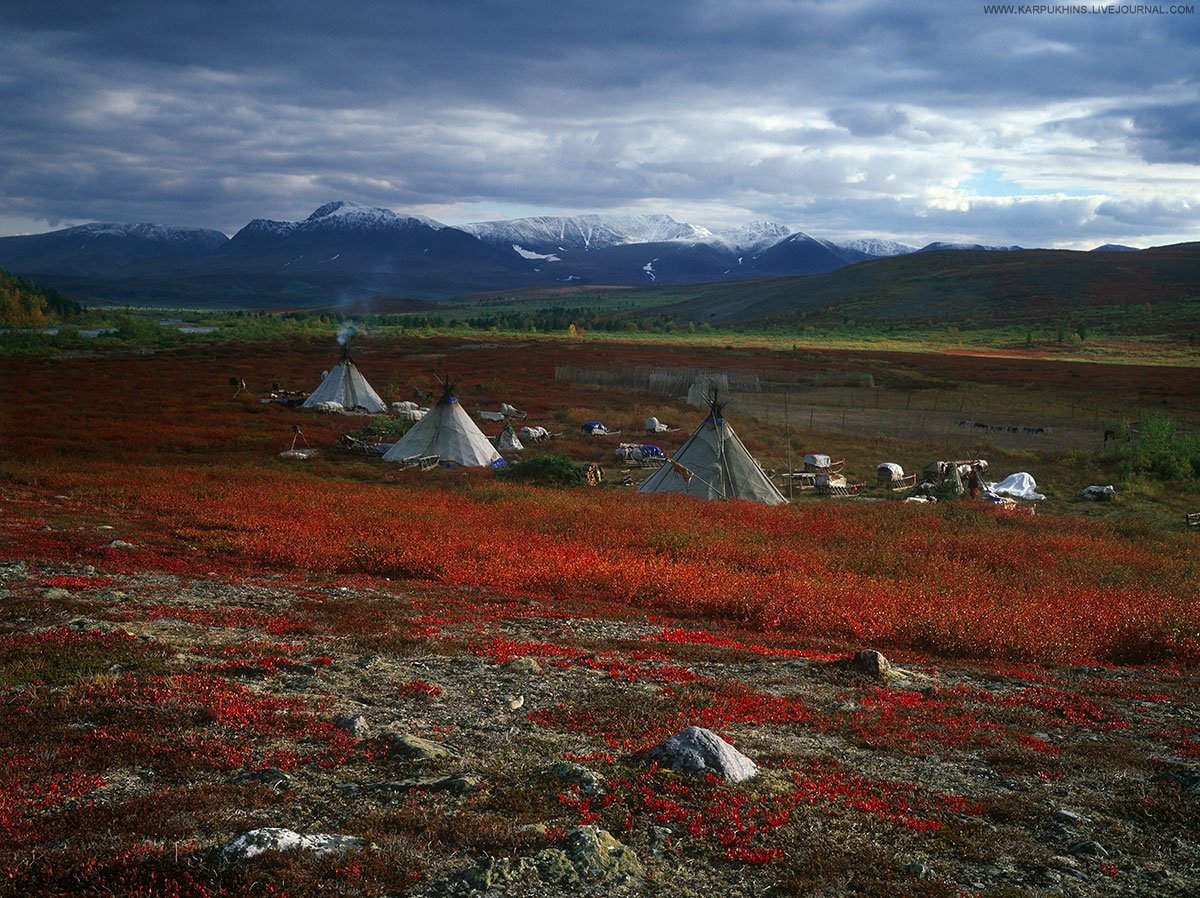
[781,471,818,490]
[803,458,845,474]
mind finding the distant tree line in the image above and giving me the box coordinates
[0,270,83,325]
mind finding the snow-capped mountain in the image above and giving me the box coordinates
[63,222,229,248]
[835,237,915,257]
[705,221,795,255]
[461,213,710,253]
[0,221,229,278]
[0,199,1055,306]
[238,201,446,239]
[917,241,1023,252]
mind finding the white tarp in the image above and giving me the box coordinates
[804,454,832,468]
[877,462,904,477]
[500,403,527,418]
[985,472,1044,501]
[646,417,669,432]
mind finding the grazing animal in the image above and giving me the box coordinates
[1104,429,1116,443]
[615,443,665,466]
[974,422,988,430]
[1008,426,1019,434]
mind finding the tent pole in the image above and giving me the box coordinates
[784,391,792,500]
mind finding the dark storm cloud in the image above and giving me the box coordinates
[1,1,1198,246]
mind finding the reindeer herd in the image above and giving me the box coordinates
[957,420,1053,436]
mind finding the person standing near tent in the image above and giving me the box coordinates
[966,466,981,499]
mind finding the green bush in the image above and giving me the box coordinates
[499,454,585,487]
[1108,415,1200,483]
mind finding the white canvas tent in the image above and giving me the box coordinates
[382,380,505,468]
[302,344,386,413]
[495,423,524,452]
[637,397,786,505]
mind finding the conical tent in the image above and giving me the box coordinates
[302,345,386,413]
[496,423,524,452]
[638,397,786,505]
[382,380,505,468]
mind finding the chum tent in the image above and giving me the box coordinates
[496,423,524,452]
[382,379,505,468]
[637,396,786,505]
[302,344,386,413]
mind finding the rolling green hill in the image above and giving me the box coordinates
[627,243,1200,334]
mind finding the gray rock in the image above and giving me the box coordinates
[386,733,458,764]
[335,714,371,740]
[650,726,758,783]
[851,649,892,676]
[648,825,672,856]
[1053,807,1089,825]
[42,587,71,600]
[509,656,544,674]
[235,768,291,791]
[1068,840,1109,857]
[367,774,481,795]
[547,761,603,796]
[906,861,935,878]
[101,539,137,550]
[219,827,362,862]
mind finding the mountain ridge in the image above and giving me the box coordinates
[0,202,1166,309]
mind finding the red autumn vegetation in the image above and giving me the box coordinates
[0,334,1198,896]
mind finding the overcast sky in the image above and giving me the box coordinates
[2,1,1197,248]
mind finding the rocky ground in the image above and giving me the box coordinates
[2,556,1198,897]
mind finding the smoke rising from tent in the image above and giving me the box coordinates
[336,324,358,345]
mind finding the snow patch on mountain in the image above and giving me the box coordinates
[512,244,560,262]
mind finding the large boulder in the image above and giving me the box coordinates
[649,726,758,783]
[220,828,362,862]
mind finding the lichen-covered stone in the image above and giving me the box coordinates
[563,825,644,881]
[386,733,458,763]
